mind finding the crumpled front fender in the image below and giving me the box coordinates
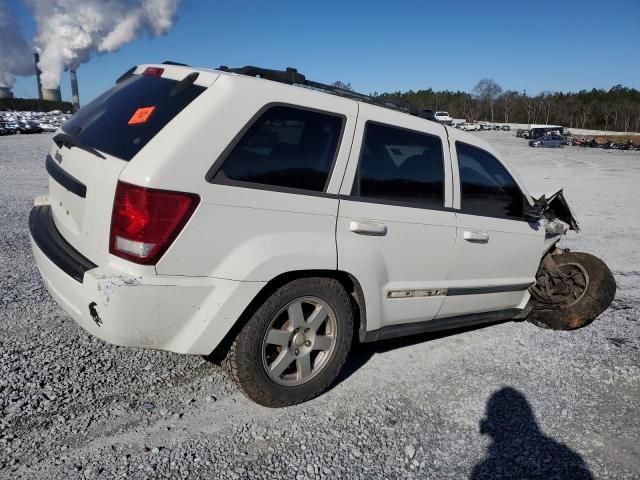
[535,189,580,232]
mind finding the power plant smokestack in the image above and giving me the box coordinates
[0,87,13,99]
[34,52,43,100]
[70,69,80,111]
[27,0,181,91]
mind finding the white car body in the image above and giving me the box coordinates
[433,111,453,125]
[30,64,546,357]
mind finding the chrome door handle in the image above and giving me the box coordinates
[350,220,387,236]
[463,230,489,243]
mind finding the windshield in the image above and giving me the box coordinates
[62,74,205,161]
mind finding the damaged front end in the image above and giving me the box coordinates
[527,189,580,255]
[522,190,616,330]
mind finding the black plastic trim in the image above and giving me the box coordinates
[337,194,457,213]
[447,283,532,296]
[45,155,87,198]
[361,308,520,343]
[29,205,97,283]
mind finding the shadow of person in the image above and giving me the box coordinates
[471,387,593,480]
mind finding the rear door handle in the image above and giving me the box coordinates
[350,221,387,236]
[463,230,489,243]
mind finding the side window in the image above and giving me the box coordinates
[456,142,524,218]
[352,122,445,208]
[213,106,343,192]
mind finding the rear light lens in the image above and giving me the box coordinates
[109,181,200,265]
[143,66,164,77]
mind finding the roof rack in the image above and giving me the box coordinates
[217,65,428,118]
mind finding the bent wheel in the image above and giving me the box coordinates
[226,277,353,407]
[527,251,616,330]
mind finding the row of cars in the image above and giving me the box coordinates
[0,110,69,136]
[455,122,511,132]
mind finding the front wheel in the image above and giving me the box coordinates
[527,251,616,330]
[226,277,353,407]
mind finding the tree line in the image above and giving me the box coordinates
[368,81,640,132]
[0,97,73,113]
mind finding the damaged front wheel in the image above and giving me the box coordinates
[526,250,616,330]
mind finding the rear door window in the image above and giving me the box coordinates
[212,106,344,192]
[456,142,524,218]
[62,74,205,161]
[351,122,445,208]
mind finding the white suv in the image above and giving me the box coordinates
[30,64,615,407]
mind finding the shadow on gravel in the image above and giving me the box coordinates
[471,387,593,480]
[334,320,510,388]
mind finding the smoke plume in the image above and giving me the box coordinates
[0,0,34,88]
[25,0,181,89]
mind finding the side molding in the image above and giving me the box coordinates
[361,308,520,343]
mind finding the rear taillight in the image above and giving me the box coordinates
[109,181,200,265]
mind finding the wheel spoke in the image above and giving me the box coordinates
[287,302,305,329]
[266,329,291,347]
[270,350,294,378]
[313,335,333,351]
[306,305,328,332]
[297,354,312,379]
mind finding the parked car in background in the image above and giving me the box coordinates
[529,135,567,148]
[434,111,453,125]
[38,123,58,132]
[0,111,68,136]
[501,125,511,131]
[6,122,20,134]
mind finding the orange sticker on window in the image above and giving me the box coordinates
[128,106,156,125]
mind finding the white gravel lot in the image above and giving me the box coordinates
[0,131,638,479]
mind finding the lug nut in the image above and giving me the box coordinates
[304,340,311,347]
[294,348,299,355]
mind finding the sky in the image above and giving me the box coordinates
[8,0,640,104]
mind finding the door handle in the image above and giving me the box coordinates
[350,220,387,236]
[463,230,489,243]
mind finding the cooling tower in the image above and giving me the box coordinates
[42,88,61,102]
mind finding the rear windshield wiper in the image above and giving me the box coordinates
[53,133,106,160]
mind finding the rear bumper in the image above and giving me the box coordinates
[29,205,265,355]
[29,205,96,282]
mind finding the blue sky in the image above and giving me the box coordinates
[9,0,640,104]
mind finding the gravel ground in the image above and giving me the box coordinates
[1,131,638,479]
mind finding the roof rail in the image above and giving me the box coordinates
[217,65,418,116]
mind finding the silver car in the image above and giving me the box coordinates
[529,135,566,148]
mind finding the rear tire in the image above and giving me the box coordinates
[225,277,353,407]
[527,251,616,330]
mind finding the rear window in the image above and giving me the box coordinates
[212,106,344,192]
[352,122,445,208]
[61,74,205,161]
